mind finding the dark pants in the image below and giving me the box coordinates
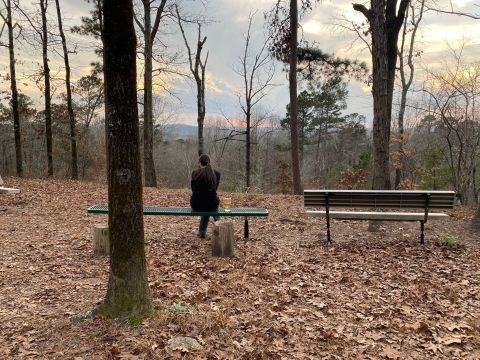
[198,211,219,237]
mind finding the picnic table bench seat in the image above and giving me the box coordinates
[304,190,455,244]
[88,205,268,239]
[0,187,20,194]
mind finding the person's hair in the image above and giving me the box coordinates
[194,154,217,191]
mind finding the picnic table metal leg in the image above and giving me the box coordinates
[244,217,249,240]
[420,220,425,244]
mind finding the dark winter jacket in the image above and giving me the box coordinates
[190,169,221,211]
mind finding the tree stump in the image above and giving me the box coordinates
[93,225,110,256]
[0,175,3,186]
[212,221,234,257]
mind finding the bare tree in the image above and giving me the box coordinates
[74,73,104,133]
[54,0,78,179]
[353,0,410,189]
[422,46,480,205]
[395,0,425,188]
[17,0,55,176]
[40,0,53,176]
[0,0,23,176]
[97,0,153,321]
[175,4,208,157]
[289,0,302,194]
[134,0,168,187]
[267,0,306,194]
[234,11,275,188]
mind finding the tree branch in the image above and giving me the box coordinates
[425,5,479,19]
[352,3,372,22]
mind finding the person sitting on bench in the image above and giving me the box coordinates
[190,154,221,239]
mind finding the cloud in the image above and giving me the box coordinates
[3,0,478,127]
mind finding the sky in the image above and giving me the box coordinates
[1,0,479,126]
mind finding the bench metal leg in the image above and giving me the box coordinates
[325,193,332,243]
[244,217,249,240]
[420,221,425,244]
[326,215,332,243]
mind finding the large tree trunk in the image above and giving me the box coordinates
[40,0,53,177]
[246,107,251,188]
[387,2,402,189]
[353,0,409,190]
[143,0,157,187]
[289,0,302,194]
[55,0,78,180]
[6,0,23,177]
[370,0,391,189]
[98,0,153,322]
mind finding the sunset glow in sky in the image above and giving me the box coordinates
[1,0,478,125]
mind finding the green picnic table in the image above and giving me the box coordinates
[87,205,269,239]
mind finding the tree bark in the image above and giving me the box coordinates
[40,0,53,177]
[142,0,157,187]
[55,0,78,180]
[195,25,207,157]
[289,0,302,194]
[353,0,410,190]
[98,0,153,322]
[246,107,251,188]
[370,0,391,190]
[5,0,23,177]
[196,58,206,156]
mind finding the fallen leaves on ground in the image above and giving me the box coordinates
[1,177,480,359]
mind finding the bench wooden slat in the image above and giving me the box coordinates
[305,189,455,194]
[306,210,449,221]
[305,202,454,209]
[304,193,454,199]
[304,198,454,203]
[304,190,455,209]
[305,195,455,200]
[87,204,269,217]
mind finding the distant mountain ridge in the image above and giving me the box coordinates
[164,123,285,139]
[164,124,198,138]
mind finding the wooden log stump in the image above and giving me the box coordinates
[93,224,110,256]
[212,221,234,257]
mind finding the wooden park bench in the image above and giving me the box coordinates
[87,205,269,239]
[304,190,455,244]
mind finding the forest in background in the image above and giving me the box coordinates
[0,0,479,204]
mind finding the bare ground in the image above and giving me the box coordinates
[1,177,479,359]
